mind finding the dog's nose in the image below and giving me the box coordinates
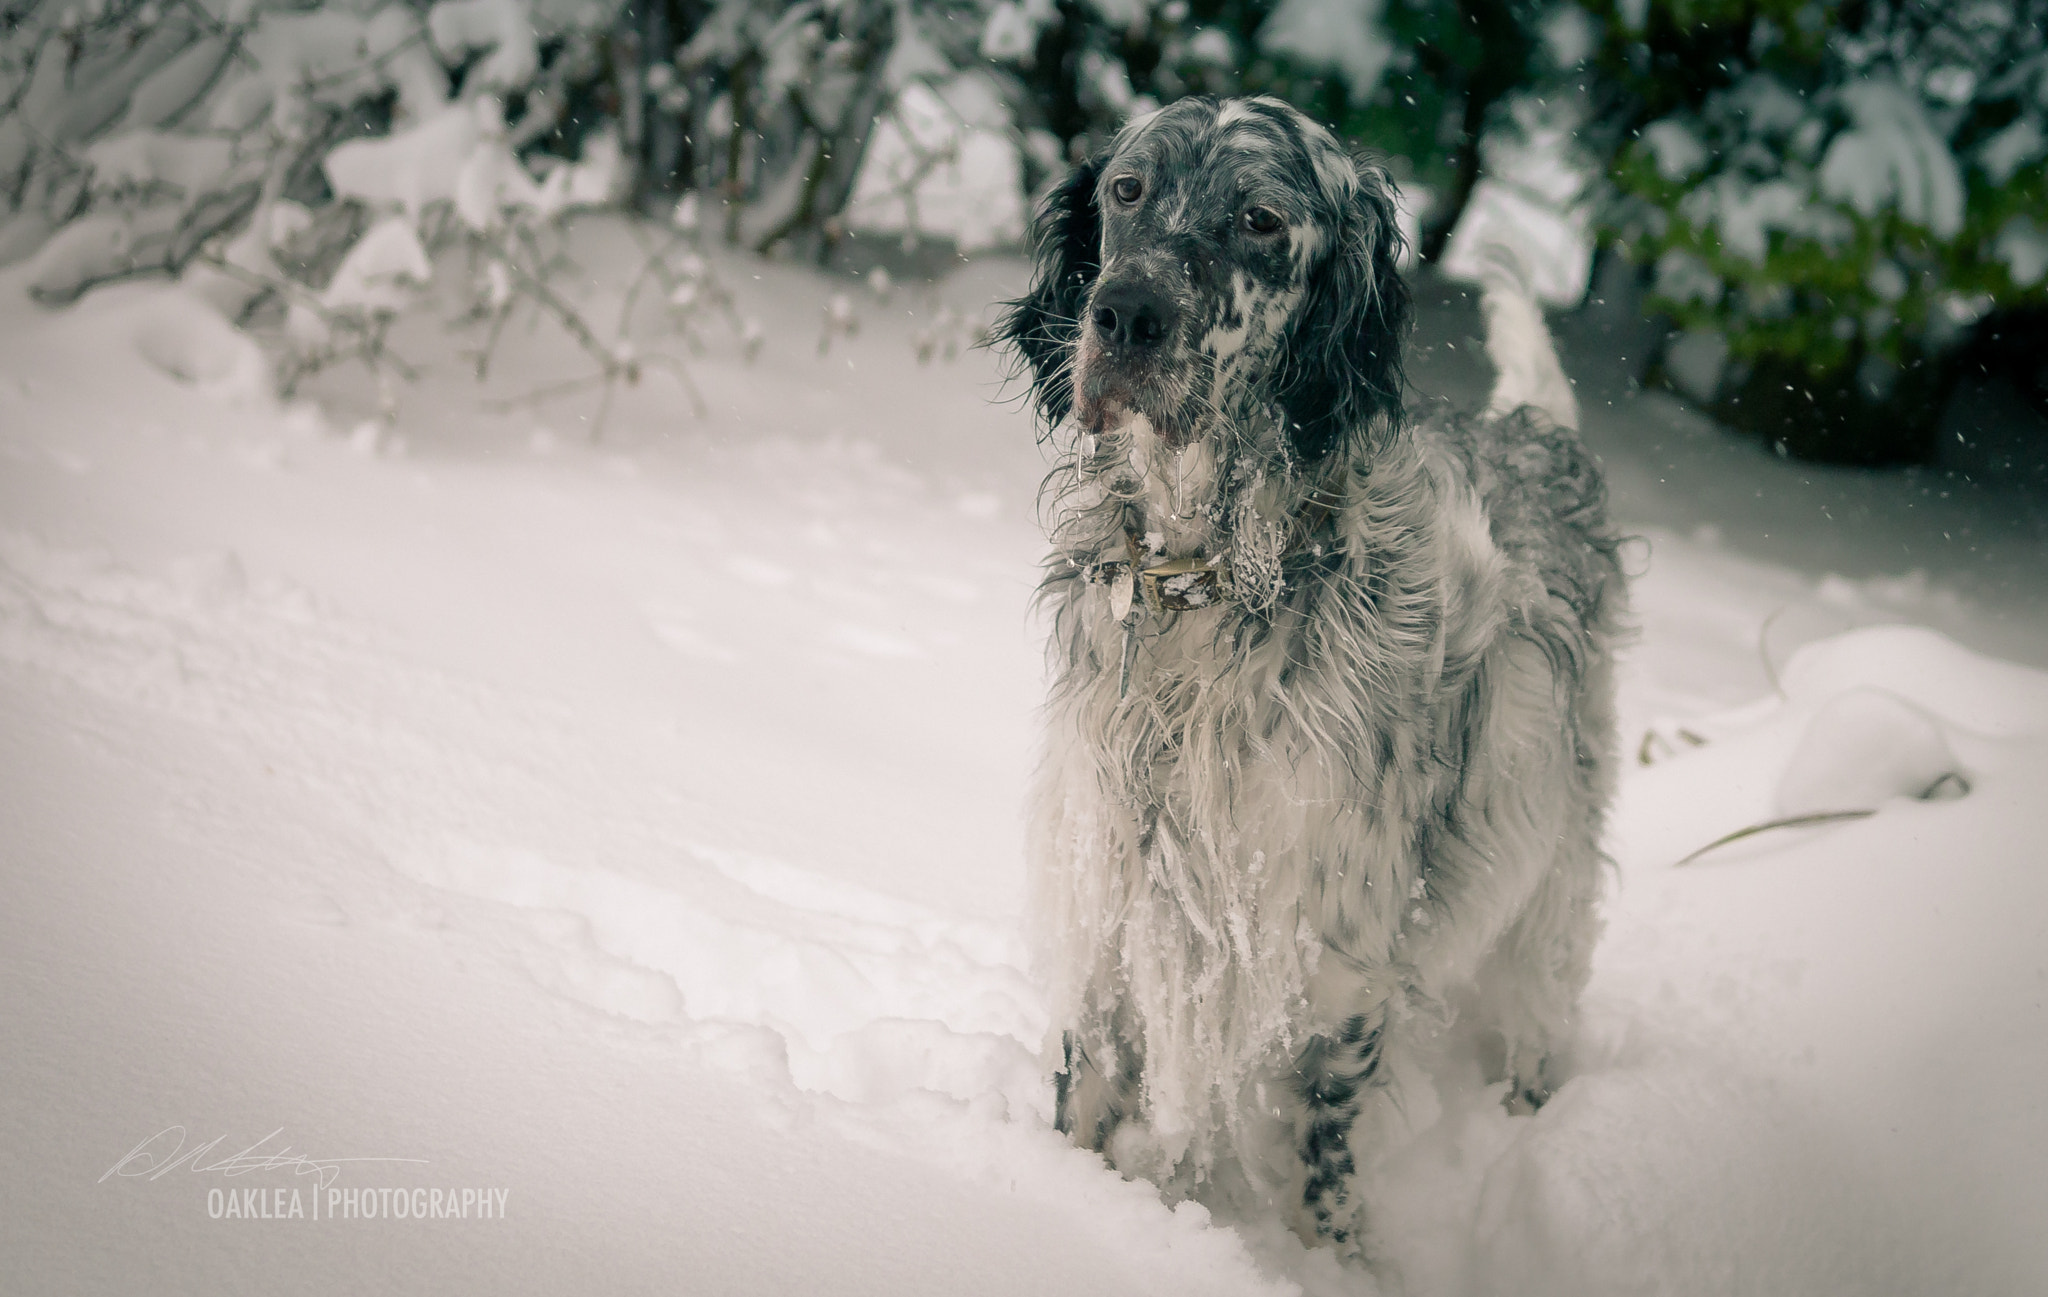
[1091,283,1176,352]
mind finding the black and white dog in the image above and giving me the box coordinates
[995,96,1625,1250]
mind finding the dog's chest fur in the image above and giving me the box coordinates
[1033,417,1528,1168]
[1000,94,1623,1246]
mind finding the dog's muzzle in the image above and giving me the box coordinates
[1089,281,1178,355]
[1075,276,1189,443]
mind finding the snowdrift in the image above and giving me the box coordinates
[2,235,2044,1295]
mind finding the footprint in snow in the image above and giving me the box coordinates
[382,835,1044,1111]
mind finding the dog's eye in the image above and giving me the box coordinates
[1111,175,1143,205]
[1243,206,1283,235]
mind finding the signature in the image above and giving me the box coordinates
[99,1127,427,1190]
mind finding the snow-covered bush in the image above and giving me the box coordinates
[0,0,1623,317]
[980,0,1555,256]
[1594,0,2048,464]
[15,0,2033,463]
[0,0,773,428]
[0,0,1042,286]
[669,0,902,251]
[1,0,623,294]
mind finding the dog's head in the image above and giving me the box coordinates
[997,96,1411,463]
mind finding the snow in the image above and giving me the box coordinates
[1977,113,2045,186]
[84,130,237,195]
[1682,174,1848,265]
[845,78,1026,254]
[455,129,553,230]
[428,0,540,93]
[3,225,2047,1294]
[23,215,140,300]
[1640,119,1707,182]
[322,217,432,314]
[1995,214,2048,287]
[1771,668,1964,816]
[1537,3,1596,70]
[14,18,131,143]
[244,11,404,122]
[1642,65,1996,279]
[1441,96,1598,306]
[128,288,270,398]
[1085,0,1149,29]
[1189,28,1236,67]
[1819,78,1966,240]
[1653,248,1722,306]
[1726,73,1810,138]
[981,0,1058,63]
[547,127,627,210]
[326,98,622,236]
[1256,0,1395,107]
[115,35,237,131]
[325,107,484,219]
[1659,328,1728,403]
[206,72,277,132]
[1867,258,1910,301]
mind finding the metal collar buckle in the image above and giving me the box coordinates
[1084,557,1234,614]
[1139,558,1233,611]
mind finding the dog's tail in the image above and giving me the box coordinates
[1477,259,1579,431]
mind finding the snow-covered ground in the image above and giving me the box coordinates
[3,220,2045,1295]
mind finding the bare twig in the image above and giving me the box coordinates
[298,28,429,94]
[1672,810,1877,866]
[1673,762,1971,866]
[615,224,681,337]
[479,371,613,410]
[1636,725,1708,767]
[1758,607,1787,699]
[637,351,706,416]
[473,228,622,375]
[194,248,421,396]
[471,298,515,379]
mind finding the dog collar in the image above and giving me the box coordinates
[1075,486,1344,616]
[1083,552,1235,614]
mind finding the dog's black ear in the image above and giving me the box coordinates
[993,154,1106,429]
[1270,160,1411,460]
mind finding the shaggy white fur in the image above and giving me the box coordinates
[998,95,1626,1252]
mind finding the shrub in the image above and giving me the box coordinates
[0,0,771,433]
[12,0,2038,467]
[0,0,627,297]
[643,0,1568,260]
[1592,0,2048,464]
[984,0,1551,254]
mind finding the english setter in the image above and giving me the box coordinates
[994,96,1625,1251]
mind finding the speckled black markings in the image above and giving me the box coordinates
[997,93,1625,1256]
[1293,1015,1384,1243]
[998,95,1409,468]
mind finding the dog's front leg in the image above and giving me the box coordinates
[1053,1013,1142,1154]
[1287,1004,1387,1248]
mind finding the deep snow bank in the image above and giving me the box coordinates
[2,230,2044,1295]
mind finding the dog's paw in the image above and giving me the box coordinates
[1284,1193,1364,1255]
[1502,1080,1552,1116]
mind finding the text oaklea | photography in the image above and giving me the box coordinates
[100,1127,508,1221]
[204,1186,511,1222]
